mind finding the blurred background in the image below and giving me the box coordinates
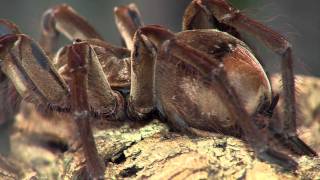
[0,0,319,76]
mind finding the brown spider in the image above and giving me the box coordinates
[0,0,317,179]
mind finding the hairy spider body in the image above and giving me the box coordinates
[154,29,272,134]
[0,0,318,178]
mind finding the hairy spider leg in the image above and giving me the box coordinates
[67,42,105,179]
[183,0,317,157]
[125,29,158,120]
[40,4,103,54]
[162,37,298,169]
[0,32,125,177]
[114,3,144,50]
[128,24,298,169]
[0,20,22,155]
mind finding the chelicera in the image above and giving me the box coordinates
[0,0,317,179]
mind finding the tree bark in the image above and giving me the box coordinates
[1,75,320,179]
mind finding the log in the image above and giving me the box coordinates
[1,75,320,179]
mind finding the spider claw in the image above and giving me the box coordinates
[258,148,298,171]
[272,132,318,157]
[286,135,318,157]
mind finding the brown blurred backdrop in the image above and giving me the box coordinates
[0,0,319,76]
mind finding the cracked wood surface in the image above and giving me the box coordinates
[1,75,320,179]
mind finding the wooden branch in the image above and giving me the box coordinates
[2,75,320,179]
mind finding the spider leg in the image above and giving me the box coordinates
[127,26,175,120]
[0,21,72,151]
[54,39,132,91]
[0,19,20,35]
[63,41,125,119]
[0,80,19,156]
[67,42,105,179]
[127,29,157,119]
[182,0,241,39]
[0,19,20,116]
[185,0,317,156]
[162,38,298,170]
[183,0,213,30]
[0,20,21,155]
[40,4,103,54]
[182,0,267,69]
[114,3,144,50]
[0,33,121,177]
[0,34,70,110]
[0,33,72,157]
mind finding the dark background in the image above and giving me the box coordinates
[0,0,319,76]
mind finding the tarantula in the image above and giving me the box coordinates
[0,0,317,179]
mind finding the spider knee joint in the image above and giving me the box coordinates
[277,40,292,55]
[127,97,154,120]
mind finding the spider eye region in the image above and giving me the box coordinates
[208,41,236,59]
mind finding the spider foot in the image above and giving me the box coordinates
[258,148,298,171]
[277,133,318,157]
[269,125,317,156]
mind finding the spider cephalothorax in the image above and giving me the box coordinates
[0,0,317,179]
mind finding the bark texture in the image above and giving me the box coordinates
[1,75,320,179]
